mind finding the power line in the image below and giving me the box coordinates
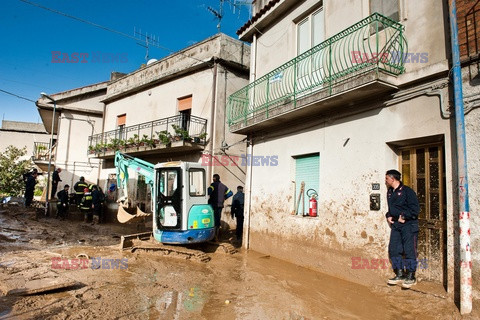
[18,0,204,63]
[0,89,36,103]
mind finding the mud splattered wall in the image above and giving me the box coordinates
[246,93,455,287]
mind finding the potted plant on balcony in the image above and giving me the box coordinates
[37,144,47,159]
[172,124,191,142]
[194,132,207,143]
[127,134,139,148]
[156,131,171,146]
[88,145,95,154]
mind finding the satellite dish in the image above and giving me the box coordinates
[147,59,158,65]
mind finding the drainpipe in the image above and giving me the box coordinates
[208,59,218,181]
[244,135,253,249]
[449,0,471,314]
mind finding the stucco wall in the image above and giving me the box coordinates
[0,129,50,162]
[252,0,448,82]
[55,111,103,189]
[463,63,480,297]
[246,94,454,286]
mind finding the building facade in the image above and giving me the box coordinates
[89,34,250,220]
[35,82,107,199]
[230,0,477,298]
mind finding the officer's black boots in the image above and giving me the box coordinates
[402,271,417,288]
[387,269,406,285]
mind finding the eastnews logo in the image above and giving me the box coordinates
[351,51,429,64]
[51,51,128,63]
[201,154,278,166]
[51,257,128,270]
[351,257,428,269]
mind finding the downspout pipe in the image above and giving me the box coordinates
[208,59,218,181]
[449,0,472,314]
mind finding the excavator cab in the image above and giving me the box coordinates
[153,162,215,244]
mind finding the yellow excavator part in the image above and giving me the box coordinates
[117,205,151,224]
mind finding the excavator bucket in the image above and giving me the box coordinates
[117,205,151,224]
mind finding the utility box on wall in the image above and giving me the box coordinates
[370,193,380,211]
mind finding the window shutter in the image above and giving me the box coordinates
[117,114,126,126]
[295,154,320,211]
[178,96,192,111]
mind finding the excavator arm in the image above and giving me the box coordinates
[114,151,155,223]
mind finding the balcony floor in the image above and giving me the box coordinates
[230,69,399,134]
[89,140,205,159]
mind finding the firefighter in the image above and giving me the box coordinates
[385,169,420,289]
[231,186,245,243]
[74,177,89,206]
[79,187,93,223]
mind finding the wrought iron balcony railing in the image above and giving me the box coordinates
[88,114,208,155]
[33,142,55,162]
[228,13,408,127]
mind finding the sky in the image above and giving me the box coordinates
[0,0,252,124]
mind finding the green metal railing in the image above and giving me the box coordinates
[227,13,408,127]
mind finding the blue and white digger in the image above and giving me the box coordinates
[114,151,216,245]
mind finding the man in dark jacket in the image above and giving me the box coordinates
[24,170,38,207]
[91,185,104,225]
[208,174,233,241]
[231,186,245,242]
[385,169,420,288]
[51,168,62,199]
[56,184,70,220]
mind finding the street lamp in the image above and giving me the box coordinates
[40,92,56,217]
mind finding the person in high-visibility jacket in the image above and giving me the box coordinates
[79,187,93,223]
[208,174,233,241]
[74,177,89,206]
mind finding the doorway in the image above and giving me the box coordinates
[399,144,447,286]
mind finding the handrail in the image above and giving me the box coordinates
[227,12,408,126]
[88,114,208,154]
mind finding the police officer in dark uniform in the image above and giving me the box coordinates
[385,169,420,288]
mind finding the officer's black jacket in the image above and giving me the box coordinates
[385,183,420,222]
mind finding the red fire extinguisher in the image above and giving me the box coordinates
[307,189,318,217]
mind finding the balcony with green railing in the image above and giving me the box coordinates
[228,13,408,133]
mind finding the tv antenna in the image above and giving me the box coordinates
[134,27,162,61]
[206,0,252,33]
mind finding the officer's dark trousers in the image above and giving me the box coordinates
[236,215,244,240]
[213,207,223,228]
[388,222,419,272]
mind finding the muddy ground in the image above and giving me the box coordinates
[0,204,479,320]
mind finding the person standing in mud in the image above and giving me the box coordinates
[231,186,245,243]
[91,185,104,225]
[385,169,420,288]
[56,184,70,220]
[24,170,38,207]
[208,174,233,241]
[79,187,93,223]
[51,168,62,199]
[74,177,89,206]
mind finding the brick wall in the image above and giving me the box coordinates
[456,0,480,59]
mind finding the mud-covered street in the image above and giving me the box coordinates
[0,204,478,320]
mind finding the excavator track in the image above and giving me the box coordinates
[119,232,236,263]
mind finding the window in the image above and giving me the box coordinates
[296,8,325,93]
[294,153,320,215]
[297,8,324,55]
[178,95,192,131]
[370,0,399,21]
[157,168,182,228]
[189,168,206,196]
[117,114,126,140]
